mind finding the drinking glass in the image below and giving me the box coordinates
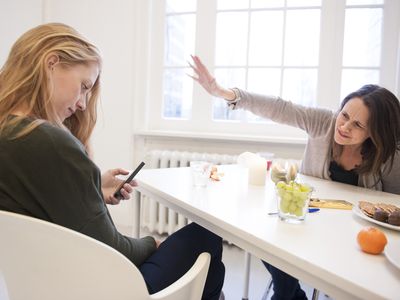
[276,181,313,223]
[190,161,211,187]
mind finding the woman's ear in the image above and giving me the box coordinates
[46,54,60,70]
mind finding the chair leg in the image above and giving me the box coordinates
[311,288,320,300]
[261,277,273,300]
[242,252,251,300]
[131,191,141,238]
[262,279,318,300]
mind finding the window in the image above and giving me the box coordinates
[341,1,383,98]
[163,0,197,119]
[144,0,400,142]
[213,1,321,123]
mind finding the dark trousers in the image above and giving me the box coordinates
[263,261,307,300]
[140,223,225,300]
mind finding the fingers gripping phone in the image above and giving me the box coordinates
[113,162,145,200]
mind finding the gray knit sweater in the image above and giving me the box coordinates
[234,89,400,195]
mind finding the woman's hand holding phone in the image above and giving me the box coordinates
[112,162,145,201]
[101,165,143,205]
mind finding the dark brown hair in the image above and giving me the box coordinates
[339,84,400,175]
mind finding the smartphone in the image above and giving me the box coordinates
[113,161,145,200]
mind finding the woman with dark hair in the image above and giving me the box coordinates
[336,84,400,179]
[190,55,400,299]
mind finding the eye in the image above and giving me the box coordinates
[81,83,89,91]
[355,122,365,129]
[341,112,349,119]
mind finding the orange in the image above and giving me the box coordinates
[357,227,387,254]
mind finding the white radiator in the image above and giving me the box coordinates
[141,150,238,235]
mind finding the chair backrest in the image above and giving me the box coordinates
[0,210,210,300]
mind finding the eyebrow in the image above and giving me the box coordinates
[342,110,367,128]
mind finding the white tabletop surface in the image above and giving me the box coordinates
[136,165,400,300]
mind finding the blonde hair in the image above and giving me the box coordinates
[0,22,102,148]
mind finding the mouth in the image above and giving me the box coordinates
[337,128,350,139]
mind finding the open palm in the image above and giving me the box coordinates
[189,55,220,97]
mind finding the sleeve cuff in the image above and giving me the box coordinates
[227,87,241,110]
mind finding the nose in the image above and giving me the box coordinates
[76,94,87,111]
[341,121,352,132]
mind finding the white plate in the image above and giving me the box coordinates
[352,206,400,231]
[385,242,400,270]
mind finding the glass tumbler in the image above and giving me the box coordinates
[276,181,313,223]
[190,161,211,187]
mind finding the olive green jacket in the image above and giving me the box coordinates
[0,119,156,266]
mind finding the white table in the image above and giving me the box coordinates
[135,165,400,300]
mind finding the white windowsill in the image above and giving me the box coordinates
[134,130,307,145]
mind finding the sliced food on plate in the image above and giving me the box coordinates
[359,200,400,226]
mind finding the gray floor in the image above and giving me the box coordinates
[117,225,331,300]
[221,242,331,300]
[222,242,270,300]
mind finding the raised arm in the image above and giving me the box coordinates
[189,56,334,137]
[189,55,236,101]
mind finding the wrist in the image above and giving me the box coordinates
[230,88,241,102]
[219,88,236,101]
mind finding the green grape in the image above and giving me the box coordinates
[276,181,286,189]
[280,200,290,213]
[300,194,308,202]
[292,190,302,198]
[297,202,306,210]
[300,193,308,200]
[283,192,292,202]
[300,185,311,193]
[294,207,303,217]
[281,197,290,206]
[288,202,297,214]
[285,185,294,192]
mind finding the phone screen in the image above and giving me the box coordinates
[113,161,145,199]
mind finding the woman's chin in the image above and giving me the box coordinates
[334,133,345,145]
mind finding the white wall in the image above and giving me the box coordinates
[0,0,43,61]
[43,0,137,171]
[0,0,139,226]
[0,0,305,227]
[0,0,138,168]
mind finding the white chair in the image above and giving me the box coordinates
[0,210,210,300]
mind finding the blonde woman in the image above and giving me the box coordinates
[0,24,225,299]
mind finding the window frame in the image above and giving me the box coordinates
[140,0,400,143]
